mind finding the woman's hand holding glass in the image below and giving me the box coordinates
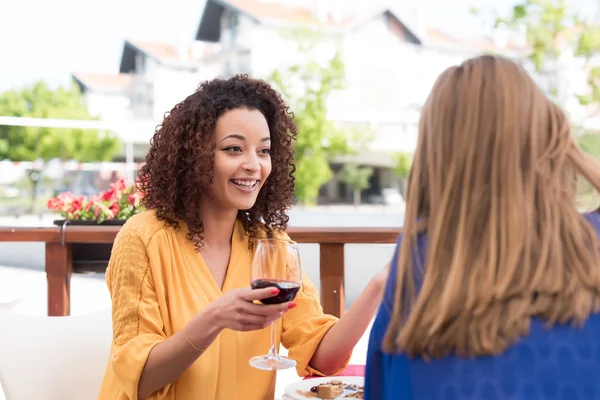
[208,286,296,332]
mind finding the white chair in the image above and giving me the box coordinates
[0,309,112,400]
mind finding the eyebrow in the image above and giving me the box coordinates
[221,134,271,142]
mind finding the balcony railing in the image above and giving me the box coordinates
[0,225,400,318]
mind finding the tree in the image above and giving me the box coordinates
[0,80,121,212]
[483,0,600,203]
[483,0,600,159]
[270,30,349,205]
[493,0,600,119]
[578,132,600,159]
[392,152,412,195]
[339,163,373,206]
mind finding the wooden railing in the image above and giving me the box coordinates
[0,225,400,317]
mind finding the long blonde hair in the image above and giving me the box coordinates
[383,55,600,358]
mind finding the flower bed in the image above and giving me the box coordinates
[47,178,145,224]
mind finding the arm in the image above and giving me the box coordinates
[110,222,292,399]
[137,304,222,399]
[106,224,218,400]
[309,265,389,376]
[138,287,290,398]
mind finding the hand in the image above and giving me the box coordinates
[209,287,295,332]
[371,262,391,297]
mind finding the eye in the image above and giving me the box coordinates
[260,148,271,155]
[224,146,242,152]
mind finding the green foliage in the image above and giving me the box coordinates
[339,163,373,192]
[577,132,600,159]
[496,0,575,94]
[270,30,348,205]
[495,0,600,109]
[339,163,373,206]
[0,80,122,212]
[392,152,412,179]
[0,80,121,162]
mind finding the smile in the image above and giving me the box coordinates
[230,179,259,191]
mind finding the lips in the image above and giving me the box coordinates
[230,179,259,189]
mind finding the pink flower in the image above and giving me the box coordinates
[67,196,86,214]
[100,189,116,202]
[111,178,128,193]
[47,197,64,211]
[109,202,120,217]
[128,193,139,206]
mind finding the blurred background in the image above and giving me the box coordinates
[1,0,599,221]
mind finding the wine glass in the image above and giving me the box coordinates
[249,238,302,371]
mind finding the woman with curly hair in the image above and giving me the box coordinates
[365,55,600,399]
[98,75,388,400]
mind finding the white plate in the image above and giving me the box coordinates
[284,376,365,399]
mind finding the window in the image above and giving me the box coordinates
[224,11,239,47]
[134,53,146,75]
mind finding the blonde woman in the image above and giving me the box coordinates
[365,55,600,399]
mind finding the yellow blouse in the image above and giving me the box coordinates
[98,210,349,400]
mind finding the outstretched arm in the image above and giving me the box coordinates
[309,263,390,375]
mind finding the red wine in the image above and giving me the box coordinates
[251,279,300,304]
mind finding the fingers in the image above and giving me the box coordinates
[238,312,284,329]
[225,287,298,332]
[240,287,281,302]
[245,301,296,316]
[232,311,286,331]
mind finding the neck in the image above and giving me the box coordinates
[198,200,239,248]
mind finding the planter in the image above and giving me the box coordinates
[53,219,126,274]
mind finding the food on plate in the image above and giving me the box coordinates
[316,384,344,399]
[301,379,365,399]
[305,379,364,399]
[344,391,364,398]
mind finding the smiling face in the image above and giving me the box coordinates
[206,107,272,213]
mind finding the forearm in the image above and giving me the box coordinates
[138,304,222,399]
[309,280,383,375]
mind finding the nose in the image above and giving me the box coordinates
[242,152,260,172]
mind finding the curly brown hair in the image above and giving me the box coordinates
[137,74,297,250]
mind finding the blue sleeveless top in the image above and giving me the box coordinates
[365,212,600,400]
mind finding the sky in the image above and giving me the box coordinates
[0,0,597,92]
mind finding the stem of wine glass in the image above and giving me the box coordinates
[266,320,278,359]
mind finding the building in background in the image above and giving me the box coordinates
[74,0,531,203]
[74,39,220,162]
[194,0,527,202]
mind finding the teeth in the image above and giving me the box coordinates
[232,179,257,188]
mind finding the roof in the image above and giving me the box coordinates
[196,0,359,42]
[424,26,526,52]
[195,0,523,53]
[119,40,216,73]
[72,72,133,94]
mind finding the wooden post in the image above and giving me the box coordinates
[46,242,72,316]
[319,243,345,318]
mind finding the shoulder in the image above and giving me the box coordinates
[583,210,600,237]
[382,229,428,310]
[115,210,171,249]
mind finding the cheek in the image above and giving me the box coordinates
[212,155,234,180]
[262,158,272,178]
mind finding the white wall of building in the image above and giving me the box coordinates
[83,92,130,122]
